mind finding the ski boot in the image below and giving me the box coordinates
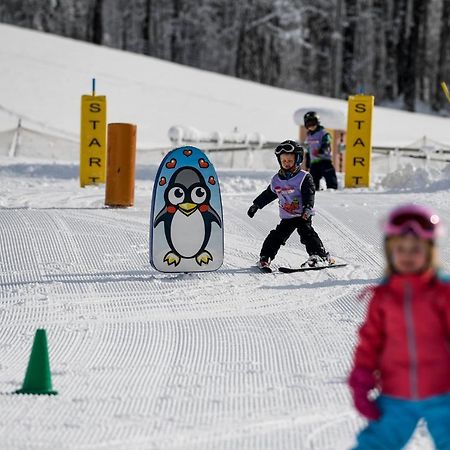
[301,252,334,268]
[257,256,272,273]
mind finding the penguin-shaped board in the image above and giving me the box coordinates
[150,146,224,273]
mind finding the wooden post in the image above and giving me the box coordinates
[105,123,137,207]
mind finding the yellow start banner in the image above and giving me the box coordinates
[441,82,450,103]
[344,95,374,188]
[80,95,107,187]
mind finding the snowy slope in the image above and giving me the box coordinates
[1,24,450,148]
[1,23,450,450]
[0,155,449,450]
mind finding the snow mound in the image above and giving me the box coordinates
[218,175,267,195]
[379,163,450,191]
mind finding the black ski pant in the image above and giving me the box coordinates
[260,217,327,261]
[310,159,338,190]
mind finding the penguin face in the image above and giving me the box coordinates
[164,168,211,216]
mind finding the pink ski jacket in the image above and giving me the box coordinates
[352,270,450,399]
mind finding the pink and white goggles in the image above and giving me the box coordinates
[384,205,441,239]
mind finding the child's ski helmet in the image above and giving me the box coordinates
[383,204,442,240]
[304,111,320,127]
[275,140,304,166]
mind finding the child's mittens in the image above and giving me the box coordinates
[247,204,259,218]
[302,207,313,220]
[348,367,381,421]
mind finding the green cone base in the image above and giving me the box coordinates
[14,388,58,395]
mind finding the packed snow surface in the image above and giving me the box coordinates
[0,154,449,450]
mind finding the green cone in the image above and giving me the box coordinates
[15,329,58,395]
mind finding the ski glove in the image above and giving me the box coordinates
[302,207,313,220]
[247,204,259,218]
[348,367,381,421]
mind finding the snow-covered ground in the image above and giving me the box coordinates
[0,155,449,450]
[0,23,450,450]
[1,24,450,149]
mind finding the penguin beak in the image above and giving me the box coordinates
[178,202,197,216]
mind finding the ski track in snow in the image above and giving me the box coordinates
[0,165,448,449]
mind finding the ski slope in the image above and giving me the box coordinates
[1,22,450,450]
[0,155,449,450]
[1,24,450,148]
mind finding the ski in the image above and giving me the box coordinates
[278,263,347,273]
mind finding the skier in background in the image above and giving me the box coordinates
[247,140,332,270]
[303,111,338,190]
[348,204,450,449]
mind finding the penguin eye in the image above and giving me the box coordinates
[168,187,185,205]
[191,186,207,204]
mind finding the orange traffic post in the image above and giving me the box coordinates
[105,123,137,207]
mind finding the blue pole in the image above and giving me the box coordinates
[92,78,96,96]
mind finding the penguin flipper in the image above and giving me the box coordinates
[154,207,169,227]
[206,206,222,227]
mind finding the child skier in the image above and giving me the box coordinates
[247,140,331,270]
[303,111,338,190]
[348,204,450,449]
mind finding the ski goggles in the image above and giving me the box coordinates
[385,211,441,239]
[275,143,297,155]
[305,119,318,128]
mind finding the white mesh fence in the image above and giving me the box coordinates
[0,121,79,160]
